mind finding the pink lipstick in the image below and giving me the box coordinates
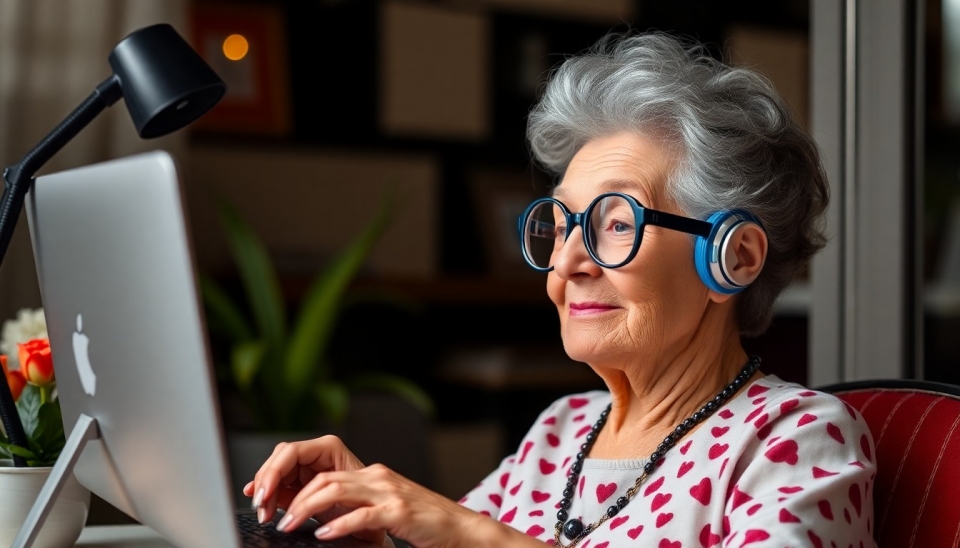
[569,301,618,316]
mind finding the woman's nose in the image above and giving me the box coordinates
[552,226,602,279]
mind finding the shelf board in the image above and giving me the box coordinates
[279,275,960,316]
[281,276,552,307]
[772,281,960,317]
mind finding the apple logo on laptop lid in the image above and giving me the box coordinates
[73,313,96,396]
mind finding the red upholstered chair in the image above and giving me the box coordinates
[818,379,960,548]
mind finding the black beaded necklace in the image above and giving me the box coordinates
[553,356,761,548]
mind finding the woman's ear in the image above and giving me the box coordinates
[727,223,767,287]
[707,222,768,304]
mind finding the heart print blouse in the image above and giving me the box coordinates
[459,374,877,548]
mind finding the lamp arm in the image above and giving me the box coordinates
[0,74,121,466]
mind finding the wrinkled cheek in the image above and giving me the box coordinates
[624,304,664,349]
[546,273,564,310]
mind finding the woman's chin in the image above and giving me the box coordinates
[561,338,615,365]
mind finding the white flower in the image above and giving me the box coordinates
[1,308,47,369]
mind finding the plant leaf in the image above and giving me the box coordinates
[31,402,65,459]
[27,437,44,459]
[199,274,254,342]
[313,382,350,426]
[347,372,435,419]
[0,429,9,459]
[17,384,41,438]
[217,198,286,345]
[0,441,37,460]
[285,189,395,393]
[231,340,268,391]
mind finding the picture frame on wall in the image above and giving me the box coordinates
[189,2,292,137]
[469,168,548,280]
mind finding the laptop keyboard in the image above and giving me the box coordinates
[236,511,339,547]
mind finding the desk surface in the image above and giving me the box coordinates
[76,525,173,547]
[76,525,391,547]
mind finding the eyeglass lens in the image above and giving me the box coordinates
[522,195,639,269]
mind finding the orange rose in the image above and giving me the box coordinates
[18,338,54,386]
[5,369,26,402]
[0,354,7,375]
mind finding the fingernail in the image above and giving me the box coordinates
[257,507,266,524]
[276,513,293,532]
[252,487,265,509]
[314,527,331,539]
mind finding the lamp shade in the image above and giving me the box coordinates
[109,23,226,139]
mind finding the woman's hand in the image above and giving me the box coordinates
[243,435,539,547]
[274,463,528,548]
[242,435,385,545]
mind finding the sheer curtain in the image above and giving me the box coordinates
[0,0,188,323]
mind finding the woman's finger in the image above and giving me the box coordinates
[257,436,364,504]
[252,441,294,507]
[314,506,385,541]
[255,442,301,512]
[288,468,384,516]
[278,476,377,532]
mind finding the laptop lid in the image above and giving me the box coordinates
[26,151,241,548]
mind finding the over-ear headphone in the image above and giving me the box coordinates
[694,210,764,295]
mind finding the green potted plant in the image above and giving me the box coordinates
[199,191,434,504]
[0,309,91,547]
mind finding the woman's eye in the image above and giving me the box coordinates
[609,220,634,234]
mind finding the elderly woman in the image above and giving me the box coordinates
[245,33,876,547]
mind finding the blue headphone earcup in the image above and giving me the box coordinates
[694,210,761,295]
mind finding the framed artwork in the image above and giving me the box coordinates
[469,167,549,279]
[189,3,292,137]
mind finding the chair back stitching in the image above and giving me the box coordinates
[856,391,884,416]
[873,393,914,452]
[908,406,960,547]
[877,396,938,542]
[953,508,960,548]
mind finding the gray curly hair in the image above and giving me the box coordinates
[526,32,829,336]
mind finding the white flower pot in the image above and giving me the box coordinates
[0,460,90,548]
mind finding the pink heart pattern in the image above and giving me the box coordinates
[826,422,845,444]
[456,382,875,548]
[596,483,617,504]
[531,490,550,503]
[689,477,712,505]
[539,459,556,474]
[651,492,672,512]
[708,443,728,460]
[699,524,721,547]
[765,439,799,465]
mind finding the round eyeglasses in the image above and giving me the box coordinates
[517,192,714,271]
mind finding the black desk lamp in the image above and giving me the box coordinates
[0,23,225,467]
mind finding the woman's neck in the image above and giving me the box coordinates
[587,304,755,459]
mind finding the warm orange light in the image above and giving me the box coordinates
[222,34,249,61]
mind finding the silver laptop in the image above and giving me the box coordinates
[25,151,375,548]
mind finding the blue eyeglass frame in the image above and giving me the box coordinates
[517,192,714,272]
